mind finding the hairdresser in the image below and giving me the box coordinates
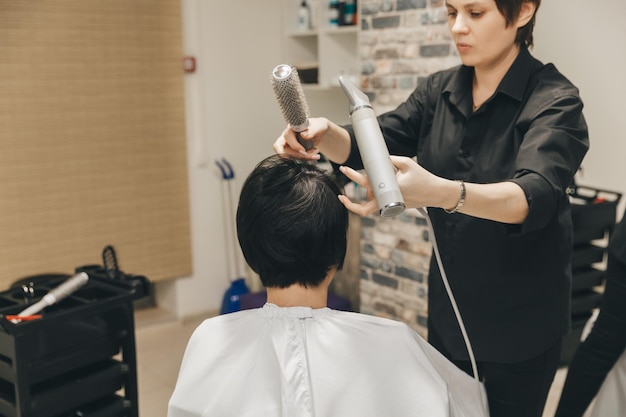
[273,1,588,416]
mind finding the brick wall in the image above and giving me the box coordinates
[355,0,460,337]
[359,209,433,337]
[359,0,459,113]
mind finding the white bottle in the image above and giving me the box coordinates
[309,0,320,29]
[297,0,311,31]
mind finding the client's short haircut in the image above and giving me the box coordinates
[236,154,348,289]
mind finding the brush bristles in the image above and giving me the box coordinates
[271,65,310,132]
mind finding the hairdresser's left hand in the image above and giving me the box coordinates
[338,156,450,216]
[337,166,378,216]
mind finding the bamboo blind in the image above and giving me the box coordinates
[0,1,192,286]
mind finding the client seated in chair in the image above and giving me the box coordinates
[167,154,487,417]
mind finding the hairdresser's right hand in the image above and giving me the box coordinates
[273,117,328,161]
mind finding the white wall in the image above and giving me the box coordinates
[159,0,356,319]
[533,1,626,217]
[162,0,626,320]
[158,0,285,318]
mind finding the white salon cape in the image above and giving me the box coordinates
[168,303,488,417]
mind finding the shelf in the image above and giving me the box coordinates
[287,25,357,38]
[320,25,358,35]
[572,267,604,292]
[572,243,606,269]
[571,185,622,244]
[302,83,344,91]
[286,29,317,37]
[283,0,359,89]
[571,289,603,315]
[286,25,357,39]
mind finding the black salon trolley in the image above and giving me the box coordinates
[560,184,623,365]
[0,270,145,417]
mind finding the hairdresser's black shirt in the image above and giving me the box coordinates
[341,46,589,363]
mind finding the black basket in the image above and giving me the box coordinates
[569,184,622,245]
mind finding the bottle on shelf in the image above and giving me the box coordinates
[328,0,340,27]
[341,0,356,26]
[309,0,320,29]
[297,0,311,31]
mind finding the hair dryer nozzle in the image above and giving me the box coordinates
[338,76,371,112]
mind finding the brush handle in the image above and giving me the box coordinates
[296,132,315,151]
[17,272,89,317]
[45,272,89,304]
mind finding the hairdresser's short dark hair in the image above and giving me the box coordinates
[236,154,349,289]
[495,0,541,48]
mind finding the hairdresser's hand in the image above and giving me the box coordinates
[338,156,454,216]
[390,155,452,209]
[337,166,379,216]
[273,117,329,161]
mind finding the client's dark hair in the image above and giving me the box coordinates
[236,154,348,289]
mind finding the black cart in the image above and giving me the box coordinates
[0,273,140,417]
[561,184,623,365]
